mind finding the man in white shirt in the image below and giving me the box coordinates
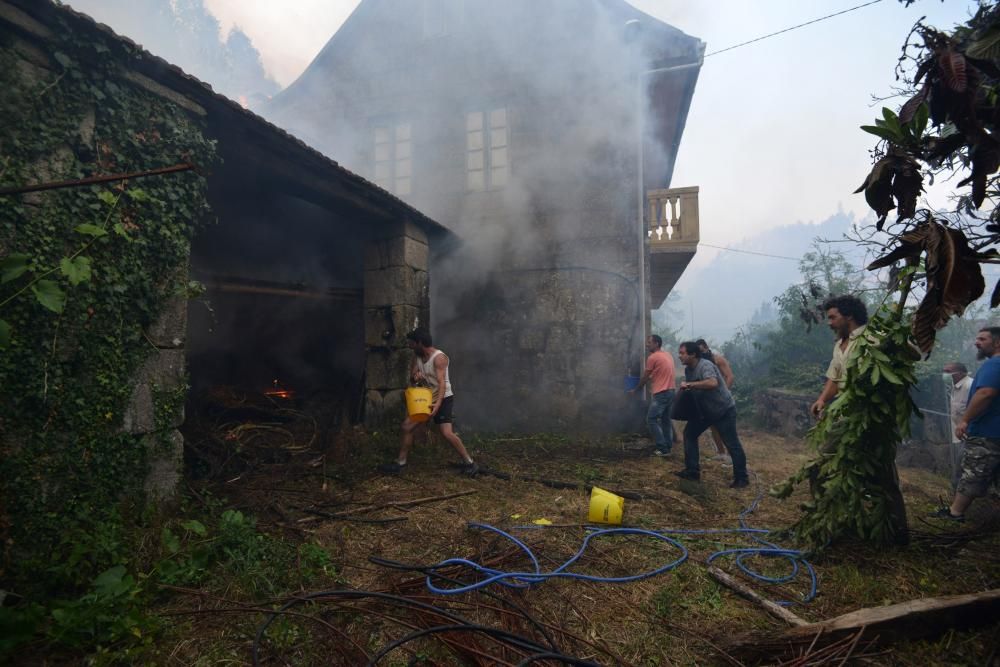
[944,362,974,488]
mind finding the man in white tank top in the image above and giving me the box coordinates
[379,327,478,475]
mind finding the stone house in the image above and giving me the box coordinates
[0,0,450,502]
[268,0,704,431]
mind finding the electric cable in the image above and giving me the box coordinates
[699,242,802,261]
[704,0,884,58]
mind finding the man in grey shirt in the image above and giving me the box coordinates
[675,341,749,487]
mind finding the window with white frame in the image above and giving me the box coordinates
[466,108,508,192]
[373,122,411,196]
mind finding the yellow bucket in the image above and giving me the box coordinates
[588,486,624,525]
[404,386,433,422]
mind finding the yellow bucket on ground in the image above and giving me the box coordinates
[404,386,433,422]
[588,486,624,525]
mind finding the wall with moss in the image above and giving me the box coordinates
[0,8,217,592]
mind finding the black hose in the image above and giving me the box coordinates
[365,623,559,666]
[368,554,561,652]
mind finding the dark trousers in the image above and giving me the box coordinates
[682,407,748,481]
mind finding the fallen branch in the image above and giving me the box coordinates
[298,489,478,523]
[707,565,808,627]
[301,510,407,524]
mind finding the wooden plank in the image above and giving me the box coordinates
[779,588,1000,642]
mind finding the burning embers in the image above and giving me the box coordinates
[264,378,295,401]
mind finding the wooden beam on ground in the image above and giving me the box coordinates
[779,588,1000,643]
[707,565,808,627]
[730,588,1000,660]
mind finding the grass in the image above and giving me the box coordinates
[11,420,999,665]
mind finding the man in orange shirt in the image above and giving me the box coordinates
[629,334,677,456]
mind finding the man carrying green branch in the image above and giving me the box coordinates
[806,294,910,545]
[811,295,868,419]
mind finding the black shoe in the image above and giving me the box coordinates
[653,449,672,457]
[462,461,480,476]
[674,470,700,481]
[378,462,406,475]
[929,507,964,522]
[730,478,749,489]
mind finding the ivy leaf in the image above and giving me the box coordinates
[59,256,92,286]
[31,280,67,313]
[127,188,149,202]
[1,253,31,284]
[74,223,107,237]
[0,319,10,348]
[97,191,116,206]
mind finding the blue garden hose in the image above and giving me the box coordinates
[422,476,818,607]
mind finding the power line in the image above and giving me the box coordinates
[704,0,884,58]
[700,242,801,261]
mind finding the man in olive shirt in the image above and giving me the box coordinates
[811,295,867,418]
[675,341,749,487]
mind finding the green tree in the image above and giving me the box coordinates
[774,1,1000,548]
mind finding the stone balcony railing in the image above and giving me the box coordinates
[647,186,699,249]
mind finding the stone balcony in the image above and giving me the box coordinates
[647,186,699,307]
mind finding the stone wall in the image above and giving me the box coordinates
[0,6,201,504]
[126,267,190,502]
[755,387,954,476]
[363,220,431,425]
[754,388,814,438]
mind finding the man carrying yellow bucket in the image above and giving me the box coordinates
[379,327,479,476]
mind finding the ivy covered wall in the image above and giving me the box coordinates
[0,7,217,591]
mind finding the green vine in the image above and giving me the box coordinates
[0,15,217,596]
[771,295,919,547]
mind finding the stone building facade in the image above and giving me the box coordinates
[268,0,704,431]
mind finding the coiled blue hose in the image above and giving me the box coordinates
[423,477,817,607]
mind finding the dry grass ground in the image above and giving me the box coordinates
[158,420,1000,666]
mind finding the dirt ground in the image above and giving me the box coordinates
[166,413,1000,666]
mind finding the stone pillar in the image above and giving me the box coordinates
[363,220,430,425]
[123,265,189,504]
